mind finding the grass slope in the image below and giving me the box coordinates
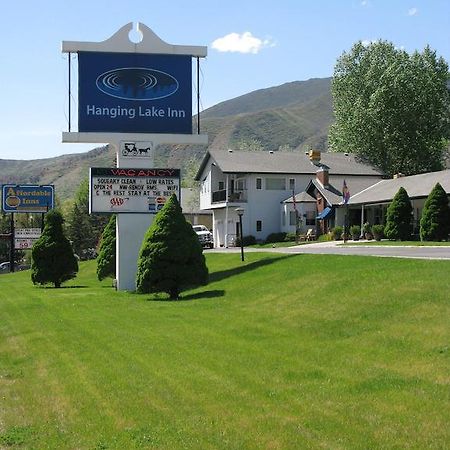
[0,254,449,449]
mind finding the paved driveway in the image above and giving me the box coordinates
[210,241,450,260]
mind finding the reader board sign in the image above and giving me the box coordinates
[78,52,192,134]
[14,229,41,249]
[2,185,54,213]
[15,228,42,238]
[89,167,180,214]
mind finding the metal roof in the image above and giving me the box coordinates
[349,169,450,205]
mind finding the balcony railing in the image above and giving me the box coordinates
[211,189,247,203]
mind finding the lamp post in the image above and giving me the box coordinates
[235,208,245,262]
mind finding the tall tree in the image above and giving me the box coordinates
[384,187,413,241]
[31,210,78,288]
[66,178,108,259]
[97,215,116,281]
[420,183,450,241]
[329,41,450,176]
[136,194,208,299]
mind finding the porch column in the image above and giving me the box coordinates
[360,204,365,238]
[225,174,229,247]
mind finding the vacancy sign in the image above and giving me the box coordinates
[89,167,180,214]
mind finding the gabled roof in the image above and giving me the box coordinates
[282,191,316,204]
[195,149,383,180]
[307,179,343,206]
[349,169,450,205]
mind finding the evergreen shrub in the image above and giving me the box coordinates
[136,194,208,300]
[31,210,78,288]
[420,183,450,241]
[384,187,413,240]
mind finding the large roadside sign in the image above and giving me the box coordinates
[78,52,192,134]
[1,185,54,213]
[89,167,180,214]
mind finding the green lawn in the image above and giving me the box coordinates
[1,254,449,449]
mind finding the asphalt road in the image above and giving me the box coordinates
[209,242,450,260]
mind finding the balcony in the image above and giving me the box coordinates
[212,189,247,203]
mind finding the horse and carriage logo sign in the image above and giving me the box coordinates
[120,141,154,158]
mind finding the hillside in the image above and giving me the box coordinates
[1,77,333,201]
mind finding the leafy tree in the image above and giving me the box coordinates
[136,194,208,299]
[329,41,450,176]
[420,183,450,241]
[31,210,78,288]
[66,178,108,259]
[97,215,116,281]
[384,187,413,240]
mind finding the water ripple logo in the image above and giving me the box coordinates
[96,67,179,100]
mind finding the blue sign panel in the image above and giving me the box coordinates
[78,52,192,134]
[2,185,54,213]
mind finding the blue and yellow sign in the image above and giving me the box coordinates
[1,185,54,213]
[78,52,192,134]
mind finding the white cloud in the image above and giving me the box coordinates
[361,39,377,47]
[211,32,274,54]
[408,7,418,16]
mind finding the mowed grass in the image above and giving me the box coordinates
[0,254,449,449]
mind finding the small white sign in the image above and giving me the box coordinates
[120,141,154,158]
[15,238,37,250]
[15,228,41,238]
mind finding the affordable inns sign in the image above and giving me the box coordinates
[78,52,192,134]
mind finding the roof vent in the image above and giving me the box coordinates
[228,149,233,153]
[344,152,349,156]
[269,150,274,154]
[393,173,405,179]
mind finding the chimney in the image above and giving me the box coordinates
[316,167,329,187]
[393,173,405,179]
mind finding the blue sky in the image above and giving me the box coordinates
[0,0,448,160]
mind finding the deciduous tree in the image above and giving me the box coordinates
[330,41,450,176]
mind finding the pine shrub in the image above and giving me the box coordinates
[31,210,78,288]
[136,194,208,299]
[96,215,116,281]
[420,183,450,241]
[384,187,413,240]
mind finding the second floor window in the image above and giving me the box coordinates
[289,178,295,191]
[218,181,225,191]
[265,178,286,190]
[256,178,262,190]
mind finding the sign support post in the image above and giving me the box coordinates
[9,213,15,273]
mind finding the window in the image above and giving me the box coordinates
[218,181,224,191]
[236,179,246,191]
[289,211,297,226]
[256,220,262,232]
[256,178,262,190]
[265,178,286,190]
[289,178,295,191]
[306,211,316,225]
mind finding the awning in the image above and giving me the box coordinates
[316,206,333,220]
